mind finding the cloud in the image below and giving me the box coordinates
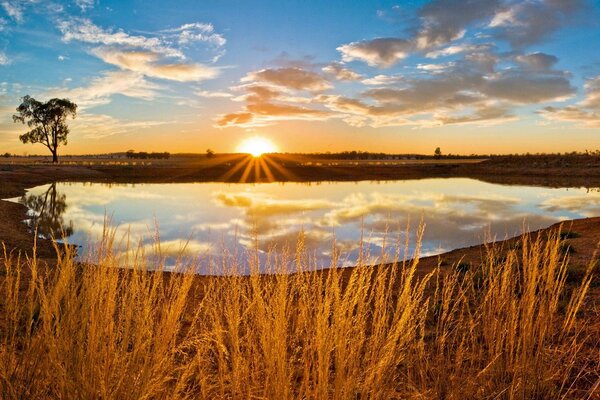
[539,76,600,127]
[58,18,184,58]
[315,48,575,128]
[1,1,24,23]
[489,0,587,48]
[217,67,334,127]
[482,72,574,103]
[415,0,501,50]
[195,89,232,98]
[161,22,226,47]
[425,44,489,59]
[322,63,363,81]
[514,52,558,71]
[337,38,413,68]
[242,67,331,91]
[361,74,405,86]
[52,70,161,109]
[91,47,218,81]
[337,0,587,68]
[75,0,95,11]
[417,62,455,72]
[0,51,8,65]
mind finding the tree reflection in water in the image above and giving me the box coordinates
[20,183,74,239]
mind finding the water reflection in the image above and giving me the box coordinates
[12,179,600,272]
[20,183,74,239]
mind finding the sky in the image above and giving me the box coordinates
[0,0,599,155]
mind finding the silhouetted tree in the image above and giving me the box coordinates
[13,96,77,163]
[206,148,215,158]
[434,147,442,159]
[20,183,73,239]
[3,152,10,158]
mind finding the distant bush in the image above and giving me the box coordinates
[125,151,170,160]
[3,152,10,158]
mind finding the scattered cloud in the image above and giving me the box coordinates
[337,0,587,68]
[322,62,363,81]
[74,0,95,11]
[91,47,218,82]
[540,75,600,127]
[58,18,184,58]
[195,89,232,98]
[361,74,405,86]
[1,0,25,23]
[49,70,161,109]
[489,0,587,48]
[0,51,8,65]
[161,22,226,47]
[514,52,558,72]
[217,67,335,127]
[242,67,331,91]
[337,38,412,68]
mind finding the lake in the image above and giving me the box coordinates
[11,178,600,273]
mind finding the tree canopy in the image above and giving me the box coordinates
[13,95,77,163]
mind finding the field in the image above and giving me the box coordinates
[1,226,598,399]
[0,156,599,399]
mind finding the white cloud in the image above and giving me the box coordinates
[361,74,404,86]
[51,70,161,109]
[322,63,363,81]
[58,18,183,58]
[0,51,9,65]
[195,90,232,98]
[91,47,219,82]
[162,22,226,47]
[75,0,95,11]
[1,1,24,23]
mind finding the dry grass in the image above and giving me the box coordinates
[0,228,597,399]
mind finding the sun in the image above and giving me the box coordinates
[237,136,277,157]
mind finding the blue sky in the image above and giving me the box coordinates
[1,0,599,154]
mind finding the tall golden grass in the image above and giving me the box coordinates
[0,228,596,399]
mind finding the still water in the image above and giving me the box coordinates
[12,178,600,273]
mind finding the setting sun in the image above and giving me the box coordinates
[237,136,277,157]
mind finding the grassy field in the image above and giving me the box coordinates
[0,229,597,399]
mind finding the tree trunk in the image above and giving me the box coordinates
[52,151,58,163]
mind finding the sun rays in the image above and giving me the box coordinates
[216,153,299,183]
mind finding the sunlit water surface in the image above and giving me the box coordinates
[10,179,600,274]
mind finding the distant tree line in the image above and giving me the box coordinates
[125,150,170,160]
[280,149,600,161]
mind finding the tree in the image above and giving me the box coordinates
[434,147,442,159]
[13,96,77,163]
[206,148,215,158]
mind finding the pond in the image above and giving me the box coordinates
[10,178,600,273]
